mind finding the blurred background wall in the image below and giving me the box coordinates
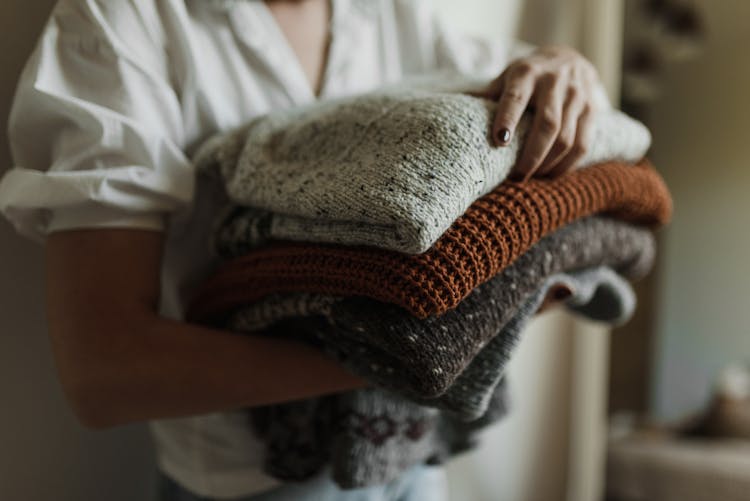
[647,0,750,420]
[0,2,157,500]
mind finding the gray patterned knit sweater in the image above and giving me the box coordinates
[249,266,636,488]
[194,89,652,254]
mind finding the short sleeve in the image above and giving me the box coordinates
[0,1,194,242]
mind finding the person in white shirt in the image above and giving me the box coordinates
[0,0,607,499]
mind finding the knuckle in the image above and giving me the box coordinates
[571,140,589,157]
[511,60,537,77]
[502,88,526,105]
[557,132,575,150]
[538,111,560,134]
[538,71,559,87]
[566,86,583,103]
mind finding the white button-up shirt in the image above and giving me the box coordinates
[0,0,526,497]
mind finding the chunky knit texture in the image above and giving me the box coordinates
[194,89,652,255]
[250,378,509,489]
[188,161,672,322]
[428,266,635,420]
[249,267,636,488]
[230,218,651,410]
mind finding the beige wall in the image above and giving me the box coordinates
[649,0,750,420]
[0,2,156,500]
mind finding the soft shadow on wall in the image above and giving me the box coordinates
[0,2,157,501]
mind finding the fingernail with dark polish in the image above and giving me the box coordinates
[496,128,511,145]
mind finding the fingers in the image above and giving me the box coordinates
[536,87,585,176]
[491,63,536,146]
[482,46,602,180]
[472,73,504,100]
[513,73,567,180]
[546,104,595,177]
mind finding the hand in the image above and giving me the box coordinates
[476,46,602,181]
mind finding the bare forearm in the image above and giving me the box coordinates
[63,314,365,428]
[45,229,365,429]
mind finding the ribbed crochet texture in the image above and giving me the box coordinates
[228,218,653,409]
[188,161,672,322]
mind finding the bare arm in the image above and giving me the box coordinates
[45,229,365,429]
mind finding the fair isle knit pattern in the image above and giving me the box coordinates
[187,161,672,322]
[229,217,652,411]
[194,89,652,255]
[249,377,509,488]
[249,267,636,489]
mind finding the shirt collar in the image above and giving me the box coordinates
[226,0,371,105]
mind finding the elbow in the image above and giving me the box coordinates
[53,327,149,430]
[48,312,159,430]
[62,375,125,430]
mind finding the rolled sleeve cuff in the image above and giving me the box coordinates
[1,201,167,243]
[47,204,166,234]
[0,165,193,242]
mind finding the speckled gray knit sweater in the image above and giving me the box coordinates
[251,266,636,489]
[194,89,652,254]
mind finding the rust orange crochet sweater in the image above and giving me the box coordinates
[188,161,672,322]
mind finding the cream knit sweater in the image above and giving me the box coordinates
[195,89,651,254]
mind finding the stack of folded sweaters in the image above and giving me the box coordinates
[187,88,673,489]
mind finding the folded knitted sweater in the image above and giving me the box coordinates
[194,89,651,254]
[188,161,671,322]
[248,266,636,489]
[250,375,509,489]
[215,217,652,415]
